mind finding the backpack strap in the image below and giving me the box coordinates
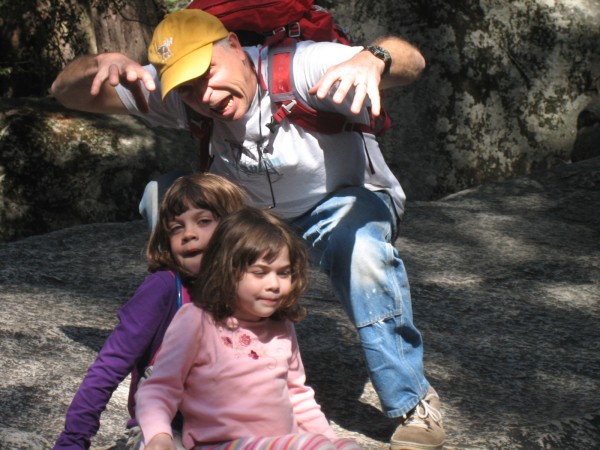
[175,272,184,309]
[186,104,213,172]
[265,38,391,136]
[149,272,190,366]
[175,272,192,307]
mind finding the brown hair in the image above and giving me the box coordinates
[189,207,309,323]
[146,173,248,275]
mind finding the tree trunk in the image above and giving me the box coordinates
[89,0,167,62]
[0,0,166,97]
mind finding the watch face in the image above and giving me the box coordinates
[369,46,389,60]
[373,48,384,57]
[366,45,391,73]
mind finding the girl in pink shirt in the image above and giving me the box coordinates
[135,208,362,450]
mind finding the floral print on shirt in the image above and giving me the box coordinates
[221,331,263,360]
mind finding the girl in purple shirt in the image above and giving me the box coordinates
[53,173,248,450]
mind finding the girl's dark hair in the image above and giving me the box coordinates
[146,173,248,275]
[190,207,309,323]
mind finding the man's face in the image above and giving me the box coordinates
[175,34,257,121]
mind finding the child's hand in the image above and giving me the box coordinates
[145,433,176,450]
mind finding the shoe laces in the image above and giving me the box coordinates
[402,398,442,430]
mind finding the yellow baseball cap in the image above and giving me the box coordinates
[148,9,229,100]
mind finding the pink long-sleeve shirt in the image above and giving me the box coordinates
[135,303,336,448]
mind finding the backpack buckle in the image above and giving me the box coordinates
[343,122,357,132]
[267,100,297,133]
[287,22,301,38]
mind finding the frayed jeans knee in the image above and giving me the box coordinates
[291,187,429,417]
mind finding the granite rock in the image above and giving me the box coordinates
[1,157,599,449]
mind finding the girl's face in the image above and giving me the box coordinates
[169,206,219,275]
[233,247,292,322]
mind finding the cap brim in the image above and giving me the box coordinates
[160,43,213,100]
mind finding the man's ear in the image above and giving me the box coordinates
[227,32,248,61]
[228,32,242,50]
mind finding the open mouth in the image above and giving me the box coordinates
[184,250,203,258]
[210,96,233,115]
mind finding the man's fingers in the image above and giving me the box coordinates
[89,74,103,96]
[309,72,338,99]
[108,64,123,86]
[331,77,355,104]
[125,67,156,92]
[350,83,368,114]
[130,80,150,114]
[310,54,384,115]
[366,83,381,117]
[90,67,111,96]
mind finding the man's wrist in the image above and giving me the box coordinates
[363,45,392,75]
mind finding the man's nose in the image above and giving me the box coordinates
[199,81,212,103]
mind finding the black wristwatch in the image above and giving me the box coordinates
[363,45,392,75]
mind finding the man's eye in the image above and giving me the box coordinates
[176,85,193,96]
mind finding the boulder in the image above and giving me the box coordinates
[0,97,197,242]
[331,0,600,199]
[572,95,600,162]
[1,157,599,449]
[2,1,600,243]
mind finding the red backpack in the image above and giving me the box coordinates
[185,0,391,171]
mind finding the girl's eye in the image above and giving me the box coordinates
[168,224,183,235]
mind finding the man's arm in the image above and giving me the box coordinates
[309,36,426,116]
[50,53,157,114]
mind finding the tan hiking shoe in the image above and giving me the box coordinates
[390,388,445,450]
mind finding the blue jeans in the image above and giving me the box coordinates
[290,187,430,418]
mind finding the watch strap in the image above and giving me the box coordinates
[364,45,392,75]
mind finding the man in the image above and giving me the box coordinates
[51,9,444,450]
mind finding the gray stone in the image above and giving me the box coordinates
[3,1,600,243]
[572,96,600,162]
[1,157,599,449]
[0,97,198,243]
[330,0,600,200]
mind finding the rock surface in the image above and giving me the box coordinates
[3,1,600,243]
[1,157,599,449]
[333,0,600,199]
[0,98,198,242]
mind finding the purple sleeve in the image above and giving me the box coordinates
[53,271,179,450]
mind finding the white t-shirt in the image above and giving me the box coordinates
[116,41,406,219]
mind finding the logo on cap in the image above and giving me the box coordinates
[157,38,174,62]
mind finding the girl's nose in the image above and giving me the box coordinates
[265,273,280,292]
[182,227,198,242]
